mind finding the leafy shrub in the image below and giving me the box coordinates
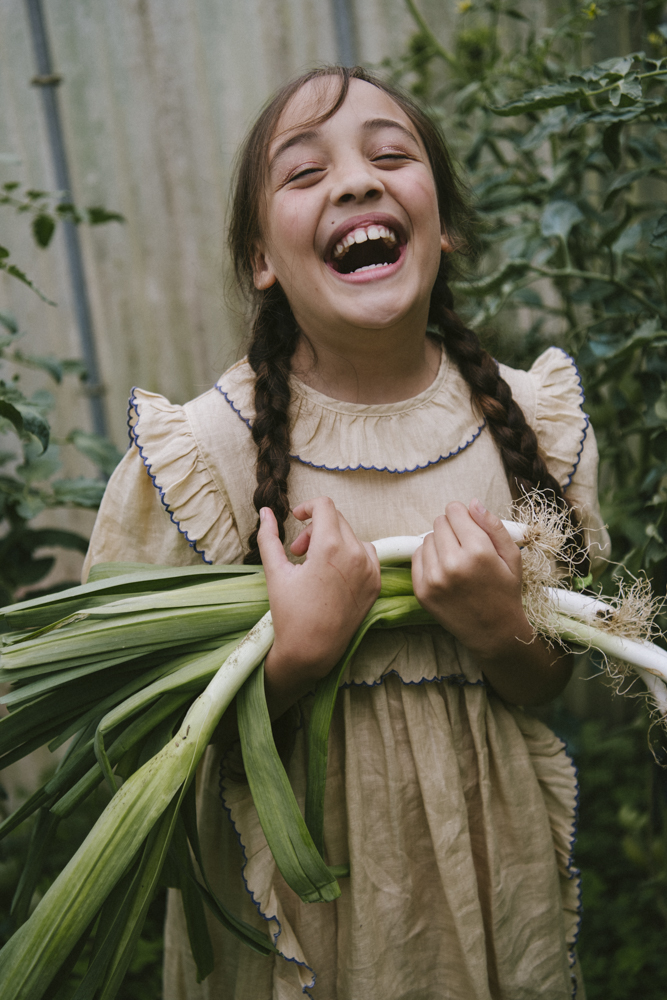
[394,0,667,589]
[391,1,667,993]
[568,712,667,997]
[0,183,123,606]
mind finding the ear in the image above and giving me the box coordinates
[252,243,277,290]
[440,228,454,253]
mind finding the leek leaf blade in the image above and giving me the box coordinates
[237,663,341,904]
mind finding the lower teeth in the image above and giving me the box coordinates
[352,262,390,273]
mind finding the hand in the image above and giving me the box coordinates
[411,498,572,703]
[258,497,381,714]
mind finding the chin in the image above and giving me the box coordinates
[342,290,424,329]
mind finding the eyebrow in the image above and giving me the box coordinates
[362,118,420,145]
[269,117,420,172]
[269,129,320,172]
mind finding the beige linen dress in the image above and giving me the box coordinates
[84,345,609,1000]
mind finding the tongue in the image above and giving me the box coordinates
[334,239,399,275]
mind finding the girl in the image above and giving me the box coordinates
[84,66,608,1000]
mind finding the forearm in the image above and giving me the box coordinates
[263,643,336,720]
[474,614,573,705]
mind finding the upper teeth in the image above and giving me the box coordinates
[332,225,398,259]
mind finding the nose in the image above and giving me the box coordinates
[330,161,384,205]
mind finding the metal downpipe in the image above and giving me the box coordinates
[330,0,358,67]
[24,0,108,440]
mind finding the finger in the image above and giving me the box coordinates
[290,510,361,559]
[257,507,290,575]
[292,496,344,551]
[446,501,490,551]
[291,501,313,523]
[468,498,520,567]
[291,496,337,526]
[360,539,381,571]
[411,537,424,576]
[290,524,313,557]
[334,507,367,551]
[429,511,462,565]
[291,497,341,547]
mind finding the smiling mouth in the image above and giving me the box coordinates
[328,224,402,275]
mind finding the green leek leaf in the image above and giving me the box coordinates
[237,663,340,904]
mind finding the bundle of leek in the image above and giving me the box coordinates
[0,521,665,1000]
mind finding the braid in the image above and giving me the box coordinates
[429,266,566,504]
[243,286,299,565]
[429,263,588,571]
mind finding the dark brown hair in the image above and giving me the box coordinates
[228,66,571,565]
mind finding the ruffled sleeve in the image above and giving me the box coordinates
[529,347,589,491]
[501,347,610,570]
[83,387,244,579]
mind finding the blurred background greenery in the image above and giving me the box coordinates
[389,0,667,993]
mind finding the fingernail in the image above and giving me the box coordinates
[260,507,268,522]
[471,498,487,514]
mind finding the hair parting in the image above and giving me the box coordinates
[228,65,581,566]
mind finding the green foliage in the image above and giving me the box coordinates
[0,181,124,248]
[0,189,124,606]
[568,714,667,997]
[393,1,667,993]
[0,248,55,306]
[393,0,667,591]
[0,313,122,605]
[0,182,123,304]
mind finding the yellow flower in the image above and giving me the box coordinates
[585,2,599,18]
[458,0,472,11]
[648,31,665,46]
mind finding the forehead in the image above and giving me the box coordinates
[270,77,416,150]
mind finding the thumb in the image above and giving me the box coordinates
[256,507,289,574]
[469,498,519,566]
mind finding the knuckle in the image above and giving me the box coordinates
[445,501,466,517]
[468,543,489,565]
[320,539,339,560]
[426,565,449,592]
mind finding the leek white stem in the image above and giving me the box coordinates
[372,520,528,564]
[546,587,614,620]
[635,666,667,716]
[372,533,667,715]
[550,612,667,681]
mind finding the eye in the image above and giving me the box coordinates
[288,166,323,183]
[372,149,415,166]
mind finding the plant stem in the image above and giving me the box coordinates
[404,0,455,66]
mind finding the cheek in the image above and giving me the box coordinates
[413,175,442,228]
[266,197,314,259]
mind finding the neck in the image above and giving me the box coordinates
[290,314,441,405]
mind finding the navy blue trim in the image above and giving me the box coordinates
[217,347,589,483]
[555,734,582,999]
[126,400,135,445]
[218,749,317,997]
[341,668,485,690]
[217,383,486,474]
[551,349,590,494]
[217,386,253,431]
[127,390,212,564]
[289,423,486,474]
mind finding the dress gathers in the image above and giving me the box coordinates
[84,346,609,1000]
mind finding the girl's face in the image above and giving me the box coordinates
[253,78,449,341]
